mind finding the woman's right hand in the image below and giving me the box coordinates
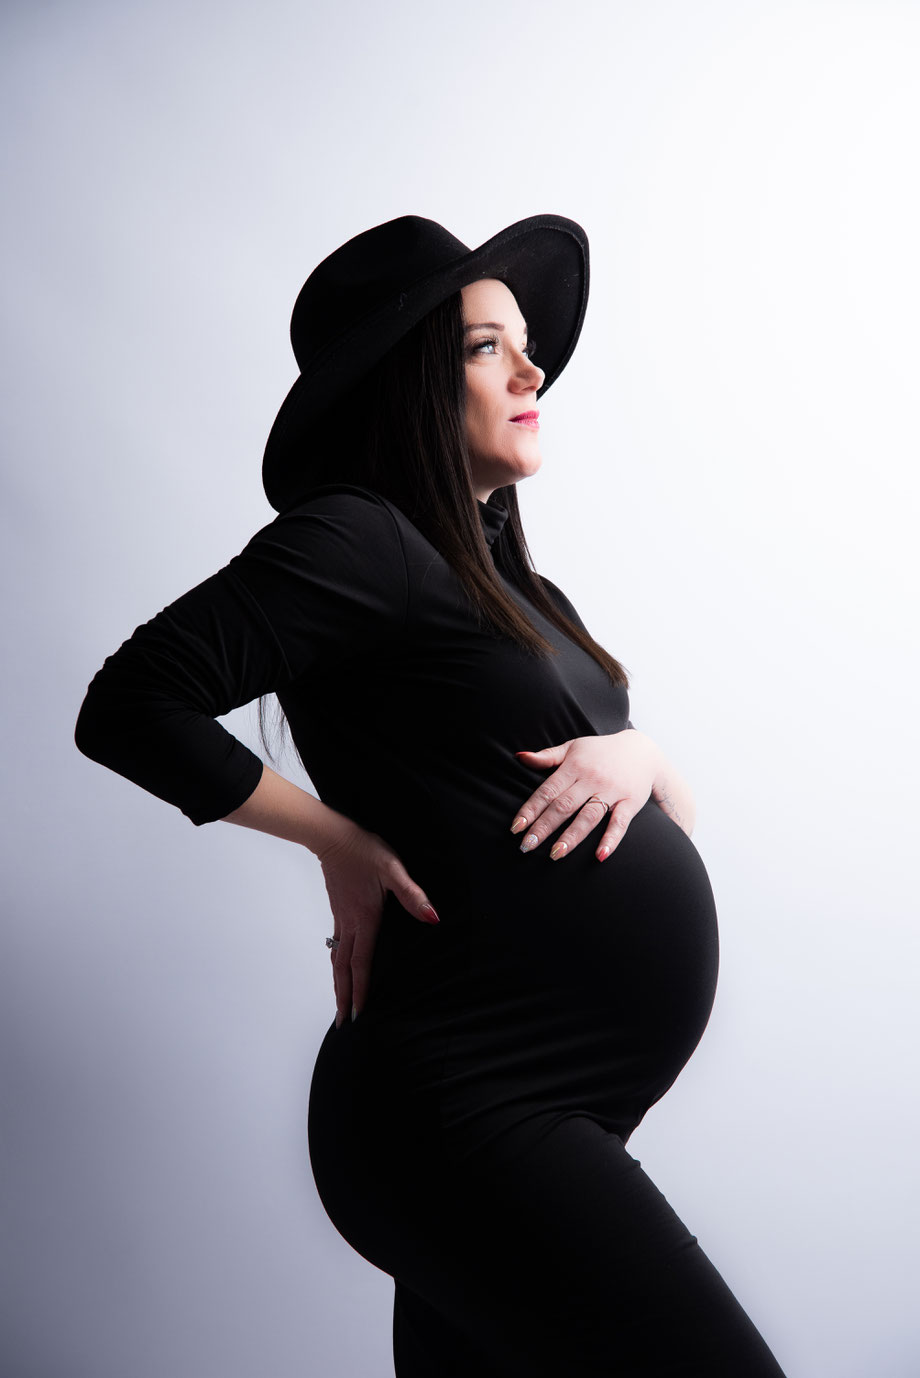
[315,819,440,1027]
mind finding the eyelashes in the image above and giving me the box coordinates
[468,335,537,360]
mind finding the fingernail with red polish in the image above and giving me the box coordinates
[597,846,610,862]
[420,903,440,924]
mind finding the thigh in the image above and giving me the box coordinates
[447,1112,787,1376]
[311,1032,785,1376]
[390,1113,787,1377]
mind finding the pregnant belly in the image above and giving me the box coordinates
[345,801,719,1164]
[490,799,718,1026]
[431,800,721,1149]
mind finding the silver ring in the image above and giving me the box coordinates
[587,795,611,813]
[325,936,340,951]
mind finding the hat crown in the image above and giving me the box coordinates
[290,216,472,370]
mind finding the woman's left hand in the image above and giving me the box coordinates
[511,730,691,862]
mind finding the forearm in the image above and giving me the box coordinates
[220,763,354,857]
[650,755,696,836]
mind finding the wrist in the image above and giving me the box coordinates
[222,763,359,857]
[614,727,667,789]
[650,761,696,836]
[651,753,671,798]
[312,809,363,863]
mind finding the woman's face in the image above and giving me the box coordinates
[460,278,545,502]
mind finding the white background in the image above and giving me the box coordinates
[2,1,918,1374]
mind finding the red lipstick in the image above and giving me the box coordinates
[509,410,540,428]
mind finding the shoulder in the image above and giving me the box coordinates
[240,484,407,567]
[223,483,409,652]
[537,573,590,634]
[538,572,576,613]
[272,483,404,538]
[225,483,409,623]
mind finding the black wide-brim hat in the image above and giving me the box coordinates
[262,213,589,512]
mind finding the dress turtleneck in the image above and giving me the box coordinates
[476,499,509,549]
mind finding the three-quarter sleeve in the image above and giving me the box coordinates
[74,487,409,825]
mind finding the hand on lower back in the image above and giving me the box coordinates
[316,819,439,1026]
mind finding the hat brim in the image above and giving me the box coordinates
[263,213,589,511]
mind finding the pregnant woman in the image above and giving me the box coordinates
[75,214,787,1375]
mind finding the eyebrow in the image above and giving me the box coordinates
[463,320,530,335]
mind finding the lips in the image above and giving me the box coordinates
[510,410,540,427]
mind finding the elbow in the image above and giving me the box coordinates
[74,687,103,762]
[74,679,121,765]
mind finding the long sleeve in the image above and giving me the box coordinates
[74,486,409,825]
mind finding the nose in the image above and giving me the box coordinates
[511,350,545,392]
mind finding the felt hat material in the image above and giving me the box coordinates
[262,213,589,512]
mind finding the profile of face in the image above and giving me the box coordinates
[460,278,545,502]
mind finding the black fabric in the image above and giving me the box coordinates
[75,486,786,1375]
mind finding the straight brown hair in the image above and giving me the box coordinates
[259,289,627,762]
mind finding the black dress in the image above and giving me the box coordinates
[75,485,786,1377]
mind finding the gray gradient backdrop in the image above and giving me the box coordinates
[3,1,918,1375]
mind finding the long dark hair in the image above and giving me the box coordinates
[258,290,627,763]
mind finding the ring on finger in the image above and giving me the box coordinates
[586,794,611,813]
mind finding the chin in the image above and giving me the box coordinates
[513,455,543,484]
[498,455,543,488]
[470,450,542,495]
